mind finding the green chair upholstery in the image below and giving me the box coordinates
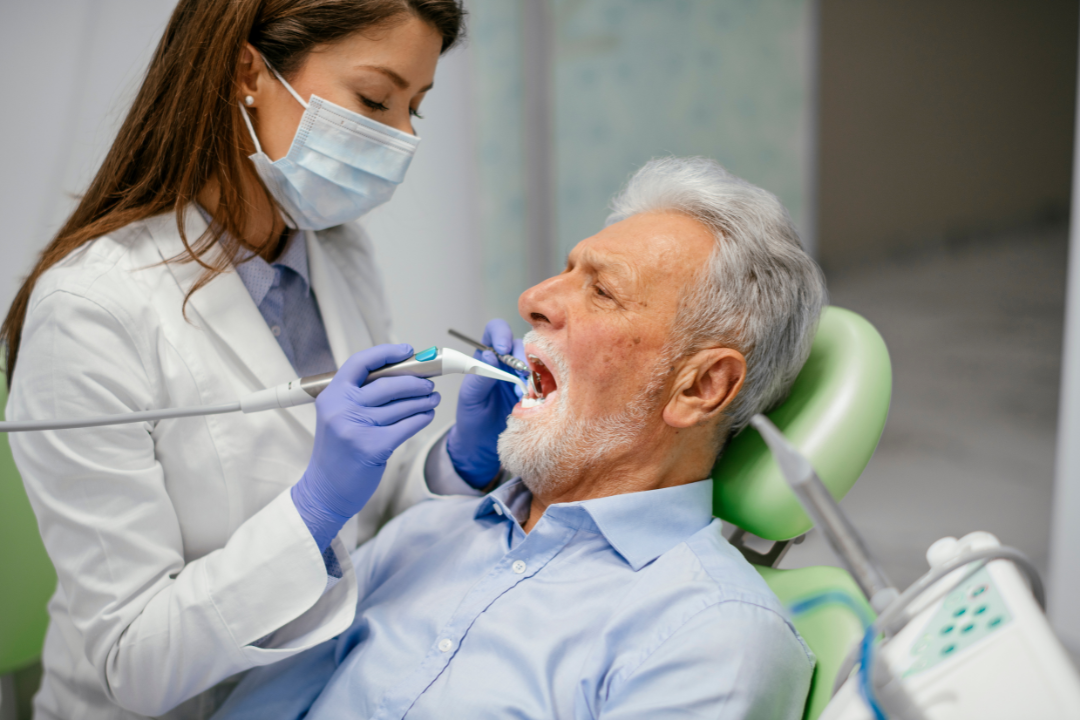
[757,565,874,720]
[712,307,892,720]
[0,376,56,676]
[713,306,892,541]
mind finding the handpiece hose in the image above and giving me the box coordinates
[0,346,522,433]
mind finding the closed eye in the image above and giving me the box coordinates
[359,95,389,112]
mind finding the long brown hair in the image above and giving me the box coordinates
[1,0,464,383]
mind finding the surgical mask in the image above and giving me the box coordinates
[239,61,420,230]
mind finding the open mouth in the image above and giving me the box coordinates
[519,351,559,410]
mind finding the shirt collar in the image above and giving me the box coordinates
[193,203,312,302]
[475,478,715,571]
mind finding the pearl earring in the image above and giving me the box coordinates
[244,95,255,106]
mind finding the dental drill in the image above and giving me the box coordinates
[0,347,525,433]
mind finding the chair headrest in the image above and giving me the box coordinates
[712,306,892,541]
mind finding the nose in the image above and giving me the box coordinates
[518,274,566,330]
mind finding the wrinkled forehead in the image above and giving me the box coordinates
[570,212,715,297]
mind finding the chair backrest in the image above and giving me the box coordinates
[0,376,56,675]
[712,306,892,541]
[757,565,874,720]
[710,307,891,719]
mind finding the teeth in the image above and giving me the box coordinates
[521,396,546,409]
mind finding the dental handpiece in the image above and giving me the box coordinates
[0,347,525,432]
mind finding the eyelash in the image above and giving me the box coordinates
[359,96,424,120]
[593,284,611,299]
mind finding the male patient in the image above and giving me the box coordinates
[216,157,827,719]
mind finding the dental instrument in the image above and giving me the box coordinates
[750,414,1080,720]
[447,328,545,400]
[447,329,529,373]
[0,347,525,433]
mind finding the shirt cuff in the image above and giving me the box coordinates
[424,433,484,497]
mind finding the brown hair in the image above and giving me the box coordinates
[1,0,464,383]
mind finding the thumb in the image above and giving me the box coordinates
[338,343,414,387]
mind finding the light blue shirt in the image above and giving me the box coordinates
[233,231,336,377]
[215,478,815,719]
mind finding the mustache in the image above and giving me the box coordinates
[522,331,569,384]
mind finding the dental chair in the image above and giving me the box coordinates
[712,306,891,720]
[0,375,56,719]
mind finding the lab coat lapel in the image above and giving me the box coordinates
[144,206,316,433]
[307,229,374,367]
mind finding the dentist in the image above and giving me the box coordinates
[2,1,520,719]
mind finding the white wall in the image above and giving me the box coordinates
[1049,22,1080,658]
[0,0,484,428]
[0,0,176,311]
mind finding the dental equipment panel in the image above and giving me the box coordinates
[750,414,1080,720]
[0,346,525,433]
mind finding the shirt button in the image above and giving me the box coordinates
[512,560,526,574]
[493,504,504,516]
[438,639,453,653]
[271,325,282,337]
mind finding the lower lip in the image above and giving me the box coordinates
[512,388,558,417]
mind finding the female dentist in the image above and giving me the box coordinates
[2,1,521,718]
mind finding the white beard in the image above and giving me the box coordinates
[498,333,667,496]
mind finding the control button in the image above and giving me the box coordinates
[415,346,439,362]
[271,325,282,337]
[438,639,453,653]
[512,560,526,574]
[989,616,1004,628]
[952,607,967,618]
[969,584,988,599]
[962,623,975,634]
[974,605,988,615]
[940,624,954,635]
[942,644,956,655]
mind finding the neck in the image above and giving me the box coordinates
[197,176,287,262]
[520,423,716,533]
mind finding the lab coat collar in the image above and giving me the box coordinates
[477,477,716,571]
[143,206,315,427]
[304,227,374,368]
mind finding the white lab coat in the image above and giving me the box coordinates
[7,206,454,719]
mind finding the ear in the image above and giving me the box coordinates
[237,43,269,106]
[662,347,746,429]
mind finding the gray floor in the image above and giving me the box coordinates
[781,224,1068,590]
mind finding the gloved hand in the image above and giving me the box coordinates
[292,344,440,551]
[446,319,526,488]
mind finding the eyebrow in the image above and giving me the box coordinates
[576,249,632,282]
[358,65,434,93]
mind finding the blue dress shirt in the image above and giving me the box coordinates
[214,478,815,719]
[233,231,336,377]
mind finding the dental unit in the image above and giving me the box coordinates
[0,347,526,433]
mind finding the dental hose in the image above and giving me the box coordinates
[0,346,524,433]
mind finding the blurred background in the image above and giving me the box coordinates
[2,0,1080,713]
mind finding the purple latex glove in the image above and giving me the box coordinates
[292,344,440,551]
[446,319,527,488]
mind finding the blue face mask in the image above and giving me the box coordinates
[239,61,420,231]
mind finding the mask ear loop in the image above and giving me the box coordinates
[237,55,310,154]
[261,55,310,110]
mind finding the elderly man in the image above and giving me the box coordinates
[214,157,827,719]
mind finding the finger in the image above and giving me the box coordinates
[359,394,441,427]
[338,344,414,386]
[482,318,514,356]
[354,376,436,407]
[384,409,436,444]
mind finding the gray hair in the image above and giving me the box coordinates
[606,156,827,441]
